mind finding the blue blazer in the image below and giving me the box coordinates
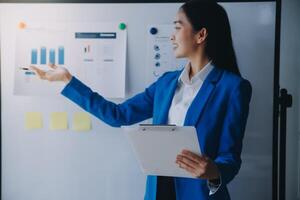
[61,67,252,200]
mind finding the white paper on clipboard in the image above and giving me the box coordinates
[122,124,201,178]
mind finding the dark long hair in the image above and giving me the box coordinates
[180,0,241,76]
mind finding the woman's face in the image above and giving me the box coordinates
[170,10,198,58]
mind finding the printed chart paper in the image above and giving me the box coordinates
[14,21,127,98]
[146,24,187,84]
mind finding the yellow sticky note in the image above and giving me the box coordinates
[72,112,91,131]
[50,112,68,130]
[25,112,43,129]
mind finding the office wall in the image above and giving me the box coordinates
[1,2,276,200]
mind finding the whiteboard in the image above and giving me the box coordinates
[0,2,275,200]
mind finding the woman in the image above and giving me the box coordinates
[31,1,252,199]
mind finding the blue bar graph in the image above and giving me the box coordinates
[58,46,64,65]
[40,47,46,65]
[31,49,37,64]
[30,46,64,65]
[49,49,55,64]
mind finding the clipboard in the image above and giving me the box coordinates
[122,124,201,178]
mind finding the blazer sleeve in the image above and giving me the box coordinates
[61,76,156,127]
[214,79,252,185]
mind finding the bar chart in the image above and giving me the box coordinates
[30,46,65,65]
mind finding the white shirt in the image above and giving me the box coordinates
[167,61,213,125]
[167,61,221,195]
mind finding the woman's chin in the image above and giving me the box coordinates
[173,49,186,58]
[174,54,185,59]
[171,47,185,58]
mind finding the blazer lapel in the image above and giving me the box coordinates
[183,67,223,126]
[157,71,182,124]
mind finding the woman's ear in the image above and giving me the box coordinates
[196,28,208,44]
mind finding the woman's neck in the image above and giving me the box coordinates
[188,54,210,80]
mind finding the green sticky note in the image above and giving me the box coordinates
[50,112,68,130]
[72,112,91,131]
[25,112,43,129]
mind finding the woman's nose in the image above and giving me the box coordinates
[170,34,175,41]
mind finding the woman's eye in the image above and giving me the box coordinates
[175,27,181,30]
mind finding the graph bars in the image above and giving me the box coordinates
[40,47,46,64]
[58,46,64,65]
[31,49,37,64]
[31,46,64,65]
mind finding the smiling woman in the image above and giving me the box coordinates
[171,1,240,76]
[30,1,252,200]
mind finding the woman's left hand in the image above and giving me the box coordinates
[176,149,220,180]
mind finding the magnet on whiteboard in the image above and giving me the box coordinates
[153,71,159,77]
[119,23,126,30]
[150,27,158,35]
[154,53,161,60]
[18,21,27,29]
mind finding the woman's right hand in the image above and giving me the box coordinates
[30,64,72,84]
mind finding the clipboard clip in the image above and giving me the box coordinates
[139,124,177,132]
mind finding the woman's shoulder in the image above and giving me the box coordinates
[216,69,252,101]
[219,68,251,89]
[156,69,182,83]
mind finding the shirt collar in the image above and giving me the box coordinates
[178,60,214,85]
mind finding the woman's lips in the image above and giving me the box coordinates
[172,43,178,50]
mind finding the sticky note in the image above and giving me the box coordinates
[25,112,43,129]
[72,112,91,131]
[50,112,68,130]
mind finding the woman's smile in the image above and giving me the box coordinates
[172,43,178,50]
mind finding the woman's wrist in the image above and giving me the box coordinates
[63,73,72,84]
